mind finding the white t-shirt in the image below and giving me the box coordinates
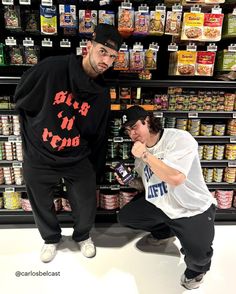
[135,128,217,219]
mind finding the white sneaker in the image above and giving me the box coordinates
[40,243,58,263]
[146,234,176,246]
[78,237,96,258]
[180,273,205,290]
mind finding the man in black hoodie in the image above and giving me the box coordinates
[14,24,122,263]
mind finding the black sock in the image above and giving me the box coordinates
[185,268,203,279]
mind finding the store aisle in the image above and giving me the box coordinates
[0,224,235,294]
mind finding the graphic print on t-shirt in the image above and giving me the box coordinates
[144,164,168,199]
[42,90,91,151]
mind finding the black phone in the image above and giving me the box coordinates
[114,162,134,184]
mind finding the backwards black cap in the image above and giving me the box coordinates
[92,23,123,52]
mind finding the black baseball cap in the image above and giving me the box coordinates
[123,106,149,128]
[92,24,123,52]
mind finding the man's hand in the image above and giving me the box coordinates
[131,141,146,158]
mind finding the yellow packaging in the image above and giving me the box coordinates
[181,12,204,41]
[169,51,197,76]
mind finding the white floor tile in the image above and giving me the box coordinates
[0,224,235,294]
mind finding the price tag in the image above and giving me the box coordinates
[110,185,120,190]
[23,38,34,47]
[5,187,15,192]
[2,0,14,5]
[138,5,149,13]
[60,39,71,48]
[153,112,163,118]
[228,44,236,52]
[100,0,110,5]
[233,8,236,16]
[230,137,236,143]
[76,47,82,56]
[190,5,201,13]
[155,4,166,12]
[41,38,52,47]
[8,136,18,143]
[172,4,182,12]
[228,161,236,167]
[168,43,178,52]
[12,162,23,168]
[120,43,128,51]
[188,112,198,118]
[19,0,31,4]
[207,43,217,52]
[5,37,16,46]
[187,43,197,52]
[133,44,143,51]
[149,43,159,51]
[113,137,124,143]
[211,6,222,14]
[41,0,52,6]
[233,113,236,118]
[121,1,132,9]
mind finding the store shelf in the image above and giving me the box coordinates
[0,160,22,167]
[194,136,236,143]
[201,160,236,167]
[0,110,17,115]
[106,79,236,89]
[0,77,20,84]
[0,135,22,142]
[206,182,236,189]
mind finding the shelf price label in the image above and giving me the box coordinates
[41,0,53,6]
[5,187,15,192]
[230,137,236,143]
[188,112,198,118]
[110,185,120,190]
[168,43,178,52]
[42,38,53,47]
[233,113,236,119]
[8,136,22,143]
[153,112,163,118]
[19,0,31,4]
[60,39,71,48]
[12,162,23,168]
[228,161,236,168]
[2,0,14,5]
[113,137,123,143]
[23,38,34,47]
[5,37,16,46]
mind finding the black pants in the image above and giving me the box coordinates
[118,193,216,273]
[23,158,96,244]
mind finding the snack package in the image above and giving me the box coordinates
[114,50,129,71]
[24,46,39,65]
[79,10,97,34]
[40,5,57,35]
[203,13,224,42]
[118,7,134,36]
[216,50,236,71]
[195,51,216,76]
[181,12,204,41]
[0,44,5,65]
[145,49,157,70]
[24,10,40,33]
[222,13,236,38]
[129,50,145,71]
[169,50,197,76]
[4,5,21,30]
[59,5,77,28]
[9,46,24,65]
[165,11,182,36]
[98,10,115,25]
[149,9,166,36]
[134,8,149,36]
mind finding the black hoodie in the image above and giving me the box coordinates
[14,54,110,176]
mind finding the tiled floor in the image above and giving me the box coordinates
[0,224,235,294]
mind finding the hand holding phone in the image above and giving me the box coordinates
[114,162,134,185]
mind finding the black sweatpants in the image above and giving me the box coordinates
[118,193,216,273]
[23,158,96,244]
